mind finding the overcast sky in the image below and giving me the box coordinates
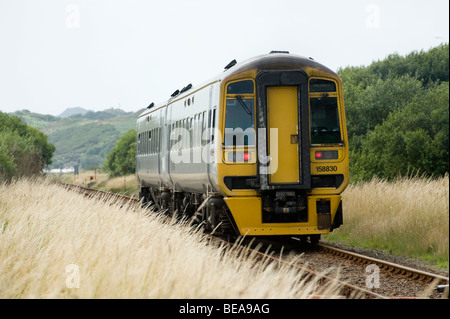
[0,0,448,116]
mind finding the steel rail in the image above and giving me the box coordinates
[210,236,390,299]
[318,243,449,286]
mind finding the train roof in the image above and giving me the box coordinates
[221,51,338,79]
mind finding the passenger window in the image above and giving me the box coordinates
[137,133,141,155]
[202,111,207,146]
[149,130,152,154]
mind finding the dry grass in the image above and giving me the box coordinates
[0,178,341,299]
[48,170,140,196]
[327,175,449,268]
[97,174,140,196]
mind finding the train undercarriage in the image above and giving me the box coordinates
[139,187,337,244]
[139,187,237,236]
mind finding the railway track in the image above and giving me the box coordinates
[58,181,449,299]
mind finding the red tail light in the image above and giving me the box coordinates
[243,152,251,161]
[315,150,339,160]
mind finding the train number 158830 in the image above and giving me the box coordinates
[315,166,338,173]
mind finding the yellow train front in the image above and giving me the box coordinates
[137,51,349,243]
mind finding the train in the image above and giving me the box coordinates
[136,51,349,243]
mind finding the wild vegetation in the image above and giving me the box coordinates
[0,112,55,181]
[327,175,449,268]
[103,129,137,177]
[339,43,449,181]
[0,178,341,298]
[11,108,143,170]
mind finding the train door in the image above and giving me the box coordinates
[256,70,311,190]
[267,86,299,184]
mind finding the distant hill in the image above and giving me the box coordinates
[12,108,145,170]
[58,107,89,118]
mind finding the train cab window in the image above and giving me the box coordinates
[224,98,255,146]
[225,80,256,147]
[227,80,254,94]
[309,79,336,92]
[310,96,341,144]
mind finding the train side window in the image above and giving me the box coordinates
[152,128,155,154]
[149,129,152,154]
[198,113,202,146]
[143,131,146,155]
[156,127,160,152]
[169,124,173,149]
[185,118,189,149]
[137,133,141,155]
[202,111,207,146]
[196,113,201,147]
[142,131,145,155]
[211,108,216,142]
[195,114,200,147]
[157,128,159,153]
[181,119,184,150]
[183,119,187,149]
[189,117,193,148]
[207,110,212,129]
[173,123,176,149]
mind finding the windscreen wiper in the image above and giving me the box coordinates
[236,95,252,115]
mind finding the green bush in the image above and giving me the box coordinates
[103,129,136,177]
[0,112,55,181]
[339,43,449,181]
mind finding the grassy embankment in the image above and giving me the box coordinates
[327,175,449,269]
[0,178,340,298]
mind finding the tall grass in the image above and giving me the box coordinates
[0,178,340,298]
[327,175,449,268]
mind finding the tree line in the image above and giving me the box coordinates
[339,43,448,180]
[0,112,55,181]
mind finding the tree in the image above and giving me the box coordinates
[103,129,136,177]
[350,82,449,180]
[339,43,449,181]
[0,112,56,181]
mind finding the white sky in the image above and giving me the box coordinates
[0,0,448,116]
